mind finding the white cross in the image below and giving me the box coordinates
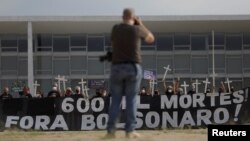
[83,85,90,99]
[33,80,40,95]
[78,78,87,96]
[55,75,62,91]
[224,78,232,93]
[149,79,157,96]
[181,81,189,95]
[162,65,171,81]
[192,79,201,93]
[61,76,68,92]
[203,78,211,93]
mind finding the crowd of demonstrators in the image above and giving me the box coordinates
[0,78,237,100]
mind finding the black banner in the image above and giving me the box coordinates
[0,88,250,131]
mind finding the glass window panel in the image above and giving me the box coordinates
[70,56,87,74]
[88,37,104,51]
[243,33,250,45]
[37,79,52,96]
[243,54,250,68]
[35,56,52,71]
[141,55,156,69]
[53,57,69,75]
[243,77,250,88]
[226,56,242,74]
[191,36,206,50]
[174,34,190,45]
[209,33,224,45]
[88,59,104,75]
[1,56,17,72]
[105,34,111,47]
[18,57,27,75]
[1,39,17,47]
[229,78,242,91]
[53,37,69,52]
[157,56,173,74]
[37,34,52,47]
[70,34,86,46]
[156,35,173,51]
[226,35,242,50]
[209,54,225,73]
[18,39,28,52]
[174,55,190,73]
[192,57,208,74]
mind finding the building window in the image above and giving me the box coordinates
[243,54,250,73]
[36,79,52,96]
[226,55,242,74]
[226,34,242,50]
[156,34,173,51]
[70,34,87,51]
[208,33,225,50]
[1,56,18,75]
[174,33,190,50]
[157,56,173,75]
[88,36,104,51]
[105,34,112,50]
[34,56,52,75]
[18,57,27,76]
[174,54,190,73]
[209,54,225,73]
[36,34,52,52]
[191,35,207,50]
[70,56,87,75]
[18,38,28,52]
[191,56,208,74]
[243,77,250,88]
[87,57,104,75]
[53,36,69,52]
[1,37,18,52]
[141,55,156,70]
[53,56,70,75]
[243,33,250,49]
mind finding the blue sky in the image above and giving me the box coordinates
[0,0,250,16]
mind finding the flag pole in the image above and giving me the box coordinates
[212,30,215,94]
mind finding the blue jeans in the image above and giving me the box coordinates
[107,63,142,133]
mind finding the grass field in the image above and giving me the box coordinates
[0,129,207,141]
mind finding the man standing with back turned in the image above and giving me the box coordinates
[106,8,155,138]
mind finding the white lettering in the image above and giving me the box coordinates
[20,116,33,129]
[61,97,74,113]
[81,115,95,130]
[35,116,50,130]
[50,115,68,130]
[161,95,178,109]
[145,112,160,128]
[5,116,19,128]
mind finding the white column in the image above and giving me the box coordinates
[27,22,34,96]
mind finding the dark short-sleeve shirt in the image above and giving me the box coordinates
[111,23,148,64]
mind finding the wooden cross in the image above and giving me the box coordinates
[162,65,171,81]
[33,80,40,95]
[149,79,157,96]
[61,76,68,92]
[54,75,62,91]
[83,85,90,99]
[202,78,211,93]
[78,78,87,96]
[224,78,232,93]
[181,81,189,95]
[192,79,201,93]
